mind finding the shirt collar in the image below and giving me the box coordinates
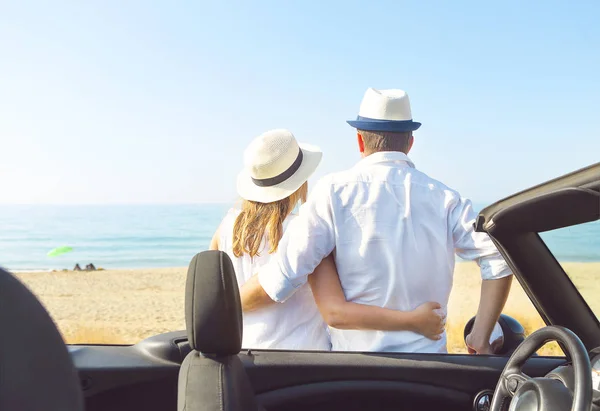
[356,151,416,169]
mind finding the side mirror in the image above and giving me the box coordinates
[463,314,526,355]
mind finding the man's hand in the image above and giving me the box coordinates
[240,274,276,312]
[410,302,446,340]
[465,332,504,355]
[467,275,513,354]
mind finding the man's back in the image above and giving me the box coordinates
[325,151,459,352]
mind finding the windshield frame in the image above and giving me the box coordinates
[475,162,600,352]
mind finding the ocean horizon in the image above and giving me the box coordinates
[1,204,599,271]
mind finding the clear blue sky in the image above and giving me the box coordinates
[1,0,598,205]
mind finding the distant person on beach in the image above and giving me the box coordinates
[239,88,513,354]
[210,129,445,350]
[73,264,82,271]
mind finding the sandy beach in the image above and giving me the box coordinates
[14,262,599,355]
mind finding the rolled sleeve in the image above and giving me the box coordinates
[479,254,513,280]
[450,195,513,280]
[257,260,298,303]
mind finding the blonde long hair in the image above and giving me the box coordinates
[232,182,308,258]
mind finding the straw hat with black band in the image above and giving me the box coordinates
[236,129,322,203]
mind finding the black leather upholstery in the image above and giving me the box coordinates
[0,267,84,411]
[178,251,261,411]
[185,250,243,355]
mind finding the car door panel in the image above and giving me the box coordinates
[73,332,566,411]
[256,380,470,411]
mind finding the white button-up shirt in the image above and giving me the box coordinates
[258,151,512,353]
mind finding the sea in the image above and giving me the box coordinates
[1,204,599,272]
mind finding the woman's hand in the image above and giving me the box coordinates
[410,302,446,340]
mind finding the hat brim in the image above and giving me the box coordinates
[347,119,421,132]
[236,143,323,203]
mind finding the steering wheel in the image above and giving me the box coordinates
[490,326,592,411]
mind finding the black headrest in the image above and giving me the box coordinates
[185,251,243,355]
[0,267,84,411]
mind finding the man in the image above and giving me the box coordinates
[240,88,512,354]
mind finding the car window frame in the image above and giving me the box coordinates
[475,162,600,352]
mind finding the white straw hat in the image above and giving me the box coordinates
[236,129,322,203]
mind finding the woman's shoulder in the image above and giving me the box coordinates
[218,206,242,237]
[226,206,242,218]
[221,201,242,219]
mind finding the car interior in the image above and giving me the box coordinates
[1,161,599,411]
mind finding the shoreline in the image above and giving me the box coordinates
[8,259,600,273]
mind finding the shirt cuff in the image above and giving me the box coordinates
[480,257,513,280]
[257,261,297,303]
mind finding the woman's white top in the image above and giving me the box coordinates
[218,208,330,350]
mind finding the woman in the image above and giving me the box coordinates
[211,129,444,350]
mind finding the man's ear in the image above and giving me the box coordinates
[406,134,415,154]
[357,132,365,156]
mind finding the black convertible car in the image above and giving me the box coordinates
[1,161,599,411]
